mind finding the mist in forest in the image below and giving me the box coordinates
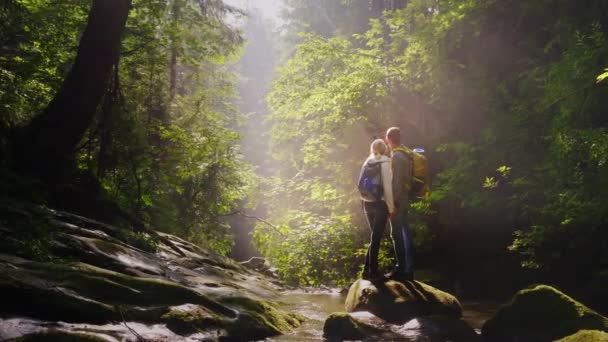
[227,1,282,260]
[226,1,608,305]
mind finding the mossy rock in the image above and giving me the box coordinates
[481,285,608,342]
[220,296,304,340]
[161,304,223,335]
[15,331,109,341]
[0,263,118,323]
[345,279,462,323]
[0,256,235,323]
[555,330,608,342]
[0,202,304,341]
[323,312,389,341]
[323,312,477,341]
[82,237,163,275]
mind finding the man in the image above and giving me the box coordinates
[385,127,415,280]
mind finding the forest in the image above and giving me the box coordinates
[1,0,608,341]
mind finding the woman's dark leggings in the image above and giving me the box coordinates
[362,201,388,277]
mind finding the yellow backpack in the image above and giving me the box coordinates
[392,146,431,199]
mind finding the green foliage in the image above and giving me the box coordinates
[252,213,366,288]
[116,230,159,253]
[382,0,608,279]
[0,201,55,261]
[1,1,253,255]
[257,28,397,286]
[259,0,608,287]
[597,69,608,83]
[81,0,251,254]
[503,22,608,274]
[0,0,89,132]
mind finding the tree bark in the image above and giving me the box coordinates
[15,0,130,176]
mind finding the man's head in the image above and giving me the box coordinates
[385,127,401,148]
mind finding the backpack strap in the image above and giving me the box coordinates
[392,146,413,159]
[365,159,387,179]
[369,159,388,165]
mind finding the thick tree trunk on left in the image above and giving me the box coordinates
[15,0,130,177]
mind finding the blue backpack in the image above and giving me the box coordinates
[358,160,386,201]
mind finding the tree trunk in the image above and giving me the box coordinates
[15,0,130,177]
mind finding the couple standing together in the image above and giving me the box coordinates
[361,127,415,282]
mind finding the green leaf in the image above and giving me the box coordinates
[597,68,608,83]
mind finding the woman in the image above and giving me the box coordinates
[360,138,395,281]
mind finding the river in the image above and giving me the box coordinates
[270,289,499,341]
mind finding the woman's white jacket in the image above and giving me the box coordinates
[365,154,395,214]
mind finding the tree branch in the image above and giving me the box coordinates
[117,305,146,342]
[223,211,285,236]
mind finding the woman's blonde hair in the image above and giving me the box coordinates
[370,138,388,157]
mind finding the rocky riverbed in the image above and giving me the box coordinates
[0,201,302,341]
[1,201,607,341]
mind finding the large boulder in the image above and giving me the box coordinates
[345,279,462,323]
[481,284,608,342]
[323,311,479,342]
[323,312,393,341]
[219,296,305,341]
[555,330,608,342]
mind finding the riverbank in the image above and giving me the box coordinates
[0,200,302,340]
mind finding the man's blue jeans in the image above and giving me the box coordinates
[390,203,414,273]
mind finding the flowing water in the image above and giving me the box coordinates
[271,289,347,341]
[269,289,499,341]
